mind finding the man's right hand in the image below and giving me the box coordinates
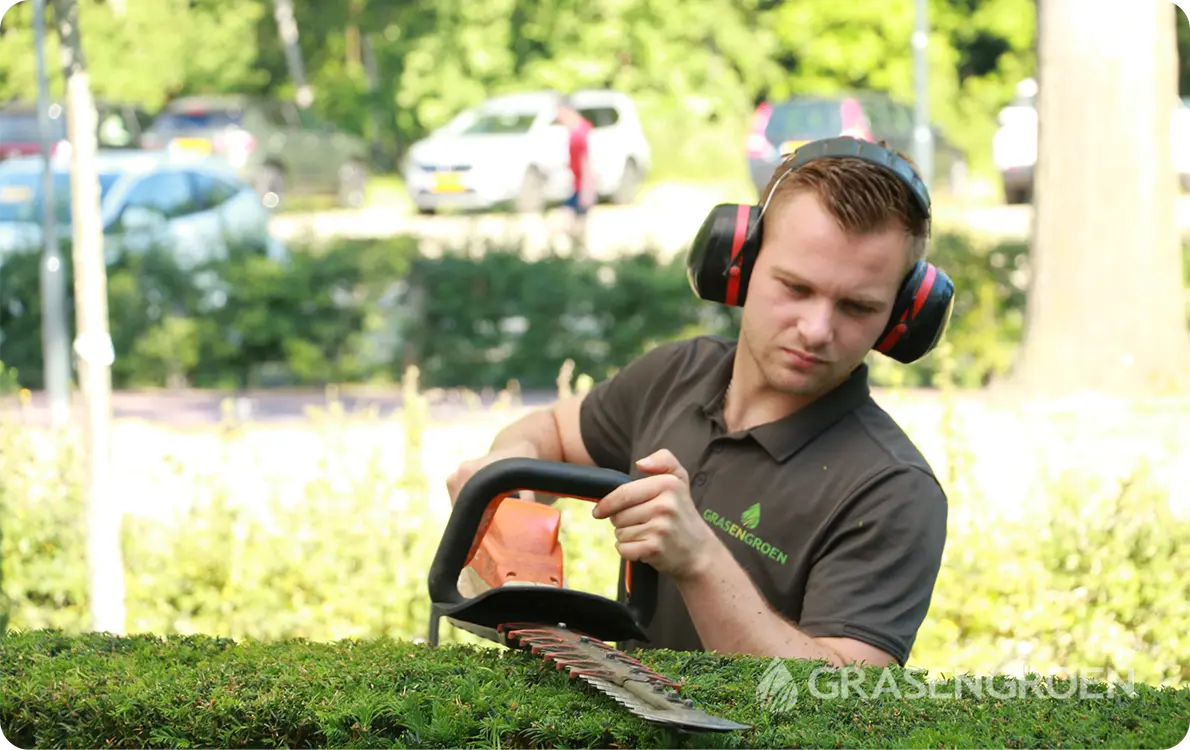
[445,442,542,506]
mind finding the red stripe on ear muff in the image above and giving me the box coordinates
[911,264,937,317]
[875,263,939,353]
[725,204,750,306]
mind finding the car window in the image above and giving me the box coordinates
[294,107,327,132]
[97,110,137,148]
[0,170,120,223]
[578,106,620,128]
[151,107,243,132]
[0,110,66,142]
[886,102,914,133]
[764,101,842,143]
[122,170,200,218]
[461,111,537,134]
[190,170,242,209]
[860,98,894,131]
[264,101,300,129]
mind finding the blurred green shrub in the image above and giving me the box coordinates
[0,361,19,395]
[2,232,1181,393]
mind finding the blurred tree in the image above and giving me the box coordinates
[0,0,1046,178]
[1013,0,1190,396]
[50,0,126,636]
[0,0,270,109]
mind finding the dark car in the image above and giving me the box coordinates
[0,99,152,161]
[745,92,969,201]
[141,95,371,209]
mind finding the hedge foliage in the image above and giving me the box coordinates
[1,228,1045,393]
[1,630,1187,749]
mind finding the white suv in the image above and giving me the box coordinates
[402,89,652,214]
[993,78,1190,204]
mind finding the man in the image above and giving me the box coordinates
[553,97,595,253]
[446,140,949,669]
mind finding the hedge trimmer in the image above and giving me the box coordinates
[426,457,750,733]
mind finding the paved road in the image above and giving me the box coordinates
[2,387,564,429]
[270,182,739,261]
[269,183,1190,259]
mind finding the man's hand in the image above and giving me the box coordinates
[591,449,719,580]
[446,442,540,506]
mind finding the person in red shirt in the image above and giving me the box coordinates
[554,98,595,254]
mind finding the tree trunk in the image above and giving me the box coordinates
[1012,0,1190,397]
[272,0,313,108]
[52,0,124,635]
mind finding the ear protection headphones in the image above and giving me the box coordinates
[686,136,955,364]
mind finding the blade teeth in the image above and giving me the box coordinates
[503,626,750,732]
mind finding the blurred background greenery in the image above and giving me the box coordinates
[0,0,1145,186]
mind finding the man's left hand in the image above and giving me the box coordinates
[592,449,719,580]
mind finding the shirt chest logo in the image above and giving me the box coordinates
[703,503,789,565]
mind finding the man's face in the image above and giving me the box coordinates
[739,190,908,398]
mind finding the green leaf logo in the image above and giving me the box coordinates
[741,503,761,530]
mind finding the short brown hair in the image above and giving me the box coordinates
[760,142,930,272]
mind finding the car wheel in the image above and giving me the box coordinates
[1004,183,1030,205]
[611,159,643,205]
[256,164,285,210]
[515,167,546,213]
[338,160,368,209]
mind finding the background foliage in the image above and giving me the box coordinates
[0,230,1067,393]
[0,0,1096,181]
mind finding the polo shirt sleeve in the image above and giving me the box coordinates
[796,465,948,667]
[578,341,686,475]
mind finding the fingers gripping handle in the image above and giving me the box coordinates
[427,457,658,628]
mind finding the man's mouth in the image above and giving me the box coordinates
[783,348,826,368]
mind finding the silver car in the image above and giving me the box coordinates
[0,148,285,267]
[402,89,652,214]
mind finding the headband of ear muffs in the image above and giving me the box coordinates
[685,136,955,364]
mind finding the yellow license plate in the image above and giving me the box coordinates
[171,137,212,154]
[0,185,33,203]
[433,172,465,193]
[780,139,808,156]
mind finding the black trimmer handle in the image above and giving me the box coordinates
[426,457,658,630]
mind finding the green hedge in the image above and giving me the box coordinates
[1,230,1050,393]
[2,381,1188,690]
[1,630,1186,749]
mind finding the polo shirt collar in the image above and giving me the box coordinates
[697,342,872,462]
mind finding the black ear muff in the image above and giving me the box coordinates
[687,203,762,307]
[873,261,956,364]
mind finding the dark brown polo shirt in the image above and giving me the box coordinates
[578,334,948,666]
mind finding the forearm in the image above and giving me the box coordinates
[675,541,846,666]
[487,408,564,461]
[485,408,569,504]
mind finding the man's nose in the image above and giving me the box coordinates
[798,300,835,347]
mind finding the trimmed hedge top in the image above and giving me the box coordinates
[1,631,1186,749]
